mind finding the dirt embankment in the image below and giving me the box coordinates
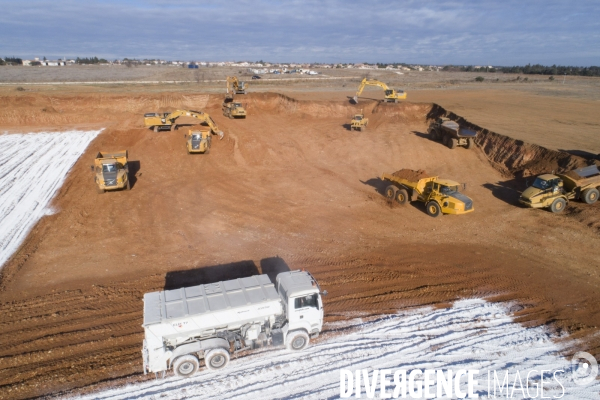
[427,103,595,178]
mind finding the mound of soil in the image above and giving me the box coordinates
[392,168,428,181]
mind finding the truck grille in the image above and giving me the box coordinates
[464,201,473,211]
[105,179,116,186]
[192,140,201,149]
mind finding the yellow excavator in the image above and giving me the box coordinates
[352,78,407,104]
[144,109,224,139]
[226,76,248,95]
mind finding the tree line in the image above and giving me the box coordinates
[444,63,599,77]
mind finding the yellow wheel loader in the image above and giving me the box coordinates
[381,169,474,217]
[144,109,224,139]
[352,78,407,104]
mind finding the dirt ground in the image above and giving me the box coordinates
[0,75,598,399]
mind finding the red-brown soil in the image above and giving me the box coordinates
[0,90,598,399]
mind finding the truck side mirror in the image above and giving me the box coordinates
[463,183,467,191]
[321,290,328,296]
[90,165,94,172]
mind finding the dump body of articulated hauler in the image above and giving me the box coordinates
[142,270,325,377]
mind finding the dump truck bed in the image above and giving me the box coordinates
[381,172,437,195]
[95,150,128,163]
[558,165,600,191]
[440,121,477,138]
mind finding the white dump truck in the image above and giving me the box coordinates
[142,270,326,377]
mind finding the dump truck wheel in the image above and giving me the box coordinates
[126,180,131,191]
[395,188,409,205]
[204,348,230,371]
[448,138,458,149]
[550,198,566,213]
[286,330,310,351]
[173,355,199,377]
[582,188,599,204]
[466,138,475,149]
[441,134,448,146]
[426,201,441,217]
[385,185,398,200]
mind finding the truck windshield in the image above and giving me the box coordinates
[294,294,318,309]
[532,178,550,190]
[233,103,242,107]
[192,134,202,140]
[102,164,117,173]
[355,116,362,121]
[440,185,460,195]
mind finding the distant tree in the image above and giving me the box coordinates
[43,56,46,61]
[475,76,484,82]
[549,75,554,81]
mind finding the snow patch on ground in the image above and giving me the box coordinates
[0,130,101,269]
[77,299,599,399]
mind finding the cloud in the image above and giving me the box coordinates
[0,0,598,65]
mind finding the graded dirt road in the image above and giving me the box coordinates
[0,86,598,399]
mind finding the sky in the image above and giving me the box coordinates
[0,0,599,65]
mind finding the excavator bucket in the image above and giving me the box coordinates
[217,131,224,140]
[352,95,359,104]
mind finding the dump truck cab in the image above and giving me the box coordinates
[430,179,472,214]
[185,129,211,154]
[276,271,324,338]
[93,151,129,193]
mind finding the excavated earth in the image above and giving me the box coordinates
[0,91,598,399]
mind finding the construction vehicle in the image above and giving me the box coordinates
[222,99,247,119]
[226,76,248,95]
[92,151,129,194]
[381,169,474,217]
[350,109,368,131]
[428,118,477,149]
[519,165,600,213]
[352,78,407,104]
[142,270,326,377]
[144,109,224,139]
[185,129,212,154]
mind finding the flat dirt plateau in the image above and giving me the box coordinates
[0,82,599,398]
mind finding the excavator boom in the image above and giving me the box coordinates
[144,109,224,139]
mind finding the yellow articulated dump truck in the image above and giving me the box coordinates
[350,110,368,131]
[185,129,211,154]
[519,165,600,213]
[381,169,474,217]
[92,151,129,194]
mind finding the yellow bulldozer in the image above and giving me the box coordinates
[352,78,407,104]
[227,76,248,95]
[144,109,224,139]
